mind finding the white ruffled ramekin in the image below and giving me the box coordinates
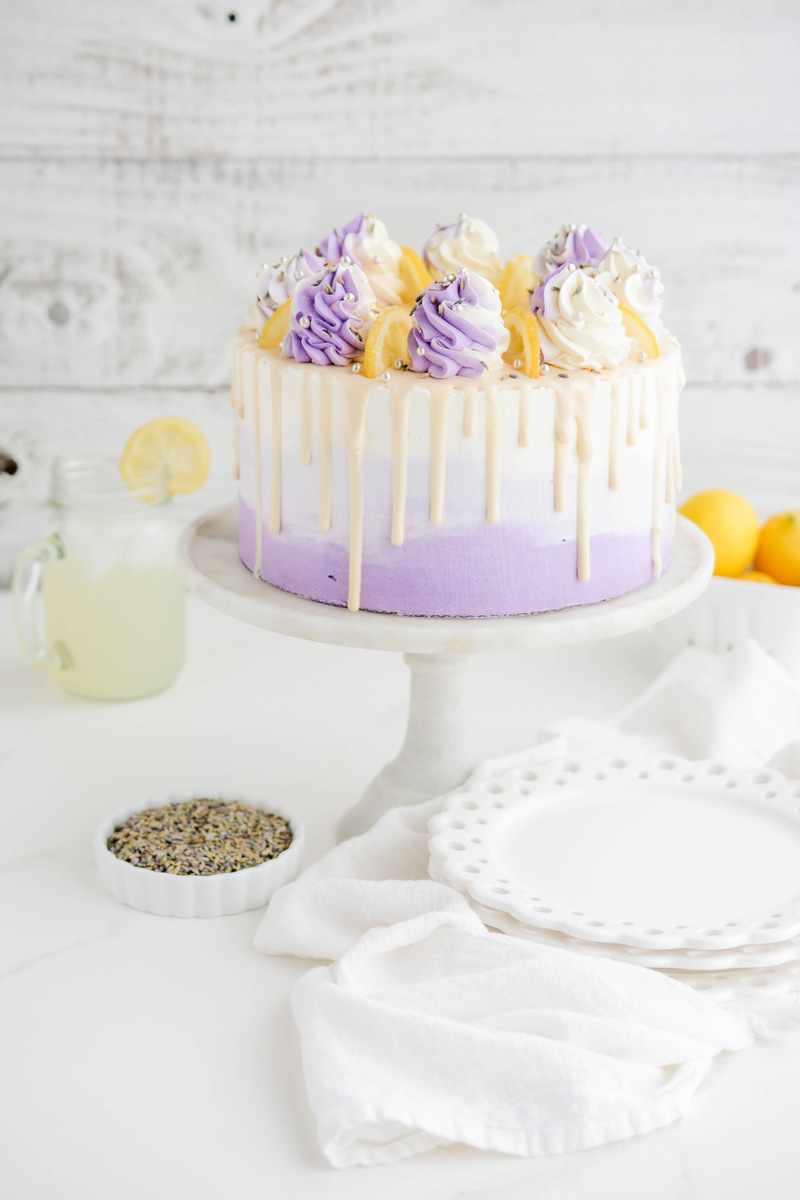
[94,791,304,917]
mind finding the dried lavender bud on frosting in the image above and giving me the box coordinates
[424,215,502,284]
[316,211,404,307]
[534,224,607,279]
[283,262,377,367]
[595,239,665,329]
[246,248,327,332]
[408,269,509,378]
[531,263,630,372]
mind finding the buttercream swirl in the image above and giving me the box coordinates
[316,211,404,307]
[424,215,502,284]
[596,239,664,329]
[282,261,377,367]
[408,269,509,378]
[531,263,631,371]
[534,224,607,279]
[246,248,327,332]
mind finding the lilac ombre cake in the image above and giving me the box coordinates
[231,215,683,617]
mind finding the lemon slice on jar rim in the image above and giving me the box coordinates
[120,417,211,496]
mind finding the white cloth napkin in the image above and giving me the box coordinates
[255,641,800,1167]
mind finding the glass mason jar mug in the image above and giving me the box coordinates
[13,457,185,700]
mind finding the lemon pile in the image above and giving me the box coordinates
[679,491,800,586]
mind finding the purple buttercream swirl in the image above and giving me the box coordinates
[408,269,507,379]
[282,262,376,367]
[316,212,371,264]
[535,224,607,277]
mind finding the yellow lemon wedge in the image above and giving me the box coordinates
[120,417,211,495]
[258,297,293,350]
[497,255,538,313]
[397,247,433,307]
[755,511,800,586]
[618,304,659,359]
[362,306,414,379]
[502,307,541,378]
[679,490,759,577]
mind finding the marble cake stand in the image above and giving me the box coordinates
[177,505,713,840]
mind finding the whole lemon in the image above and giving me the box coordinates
[738,570,778,584]
[754,511,800,586]
[678,491,759,577]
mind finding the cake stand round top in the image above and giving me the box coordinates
[177,505,712,655]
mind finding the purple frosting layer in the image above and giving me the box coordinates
[282,264,372,367]
[408,270,505,379]
[239,499,671,618]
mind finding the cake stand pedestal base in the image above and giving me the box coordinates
[339,653,473,841]
[178,505,713,841]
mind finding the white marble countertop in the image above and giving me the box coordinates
[2,593,799,1199]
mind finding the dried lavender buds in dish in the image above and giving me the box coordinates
[106,799,293,876]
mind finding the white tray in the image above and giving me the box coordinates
[429,753,800,951]
[654,574,800,677]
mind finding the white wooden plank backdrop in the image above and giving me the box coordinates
[1,0,799,582]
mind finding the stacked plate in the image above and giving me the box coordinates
[428,751,800,1004]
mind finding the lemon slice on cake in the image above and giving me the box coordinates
[502,307,541,378]
[397,247,433,307]
[120,417,210,495]
[258,297,293,350]
[497,255,537,313]
[618,304,659,359]
[362,306,414,378]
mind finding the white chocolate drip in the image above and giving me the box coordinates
[232,331,684,610]
[430,391,449,525]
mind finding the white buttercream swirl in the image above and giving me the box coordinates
[595,239,665,330]
[247,248,326,332]
[532,264,631,371]
[424,215,502,284]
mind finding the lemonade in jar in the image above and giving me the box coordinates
[14,454,188,700]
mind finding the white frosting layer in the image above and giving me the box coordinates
[596,240,665,330]
[536,267,632,372]
[425,216,502,284]
[457,271,509,373]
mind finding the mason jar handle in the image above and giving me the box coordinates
[12,534,70,670]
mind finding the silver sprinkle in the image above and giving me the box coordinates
[352,362,361,373]
[513,358,522,369]
[569,223,577,231]
[298,315,311,328]
[345,292,355,302]
[381,371,391,381]
[567,263,577,272]
[541,363,550,373]
[394,358,405,369]
[340,255,352,265]
[639,351,647,360]
[453,301,464,312]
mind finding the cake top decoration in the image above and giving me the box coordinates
[282,260,378,367]
[248,248,327,333]
[408,269,509,378]
[316,211,405,308]
[535,223,607,279]
[531,263,630,372]
[424,215,502,285]
[596,238,665,328]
